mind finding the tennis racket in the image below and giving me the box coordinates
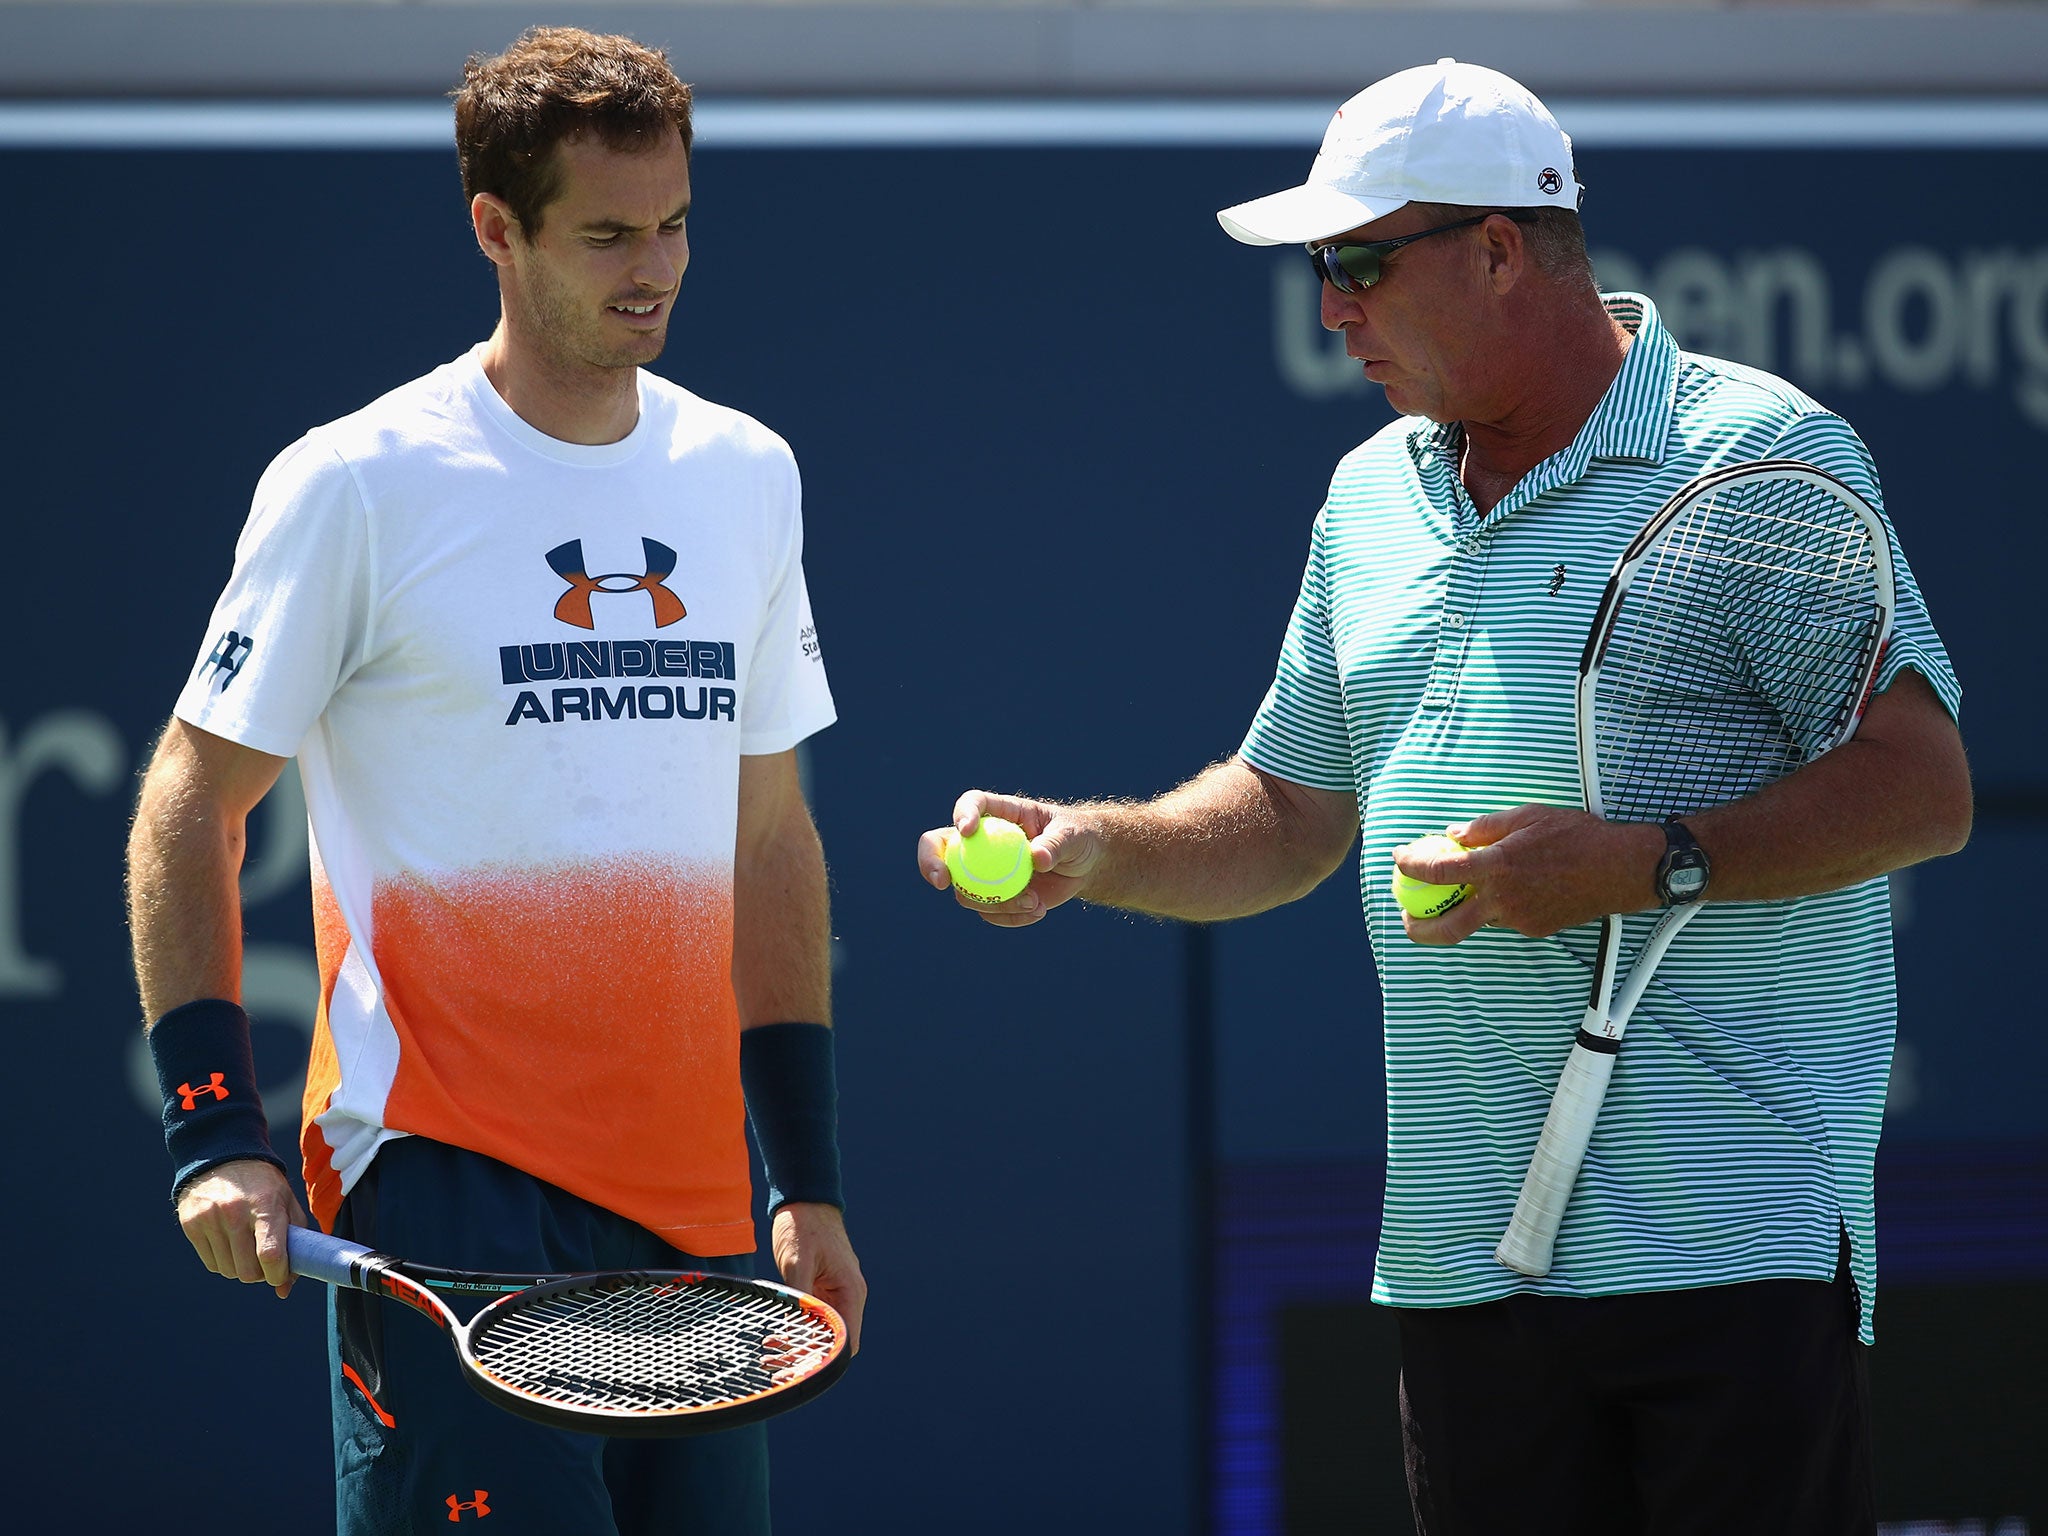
[287,1225,850,1436]
[1494,459,1895,1278]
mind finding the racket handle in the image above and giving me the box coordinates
[1495,1039,1618,1277]
[287,1225,377,1289]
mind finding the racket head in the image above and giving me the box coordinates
[454,1268,851,1438]
[1577,459,1895,822]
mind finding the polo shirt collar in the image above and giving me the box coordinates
[1575,291,1679,469]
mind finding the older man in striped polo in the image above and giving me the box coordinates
[920,57,1969,1536]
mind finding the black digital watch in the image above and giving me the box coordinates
[1654,819,1711,906]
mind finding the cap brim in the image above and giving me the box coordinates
[1216,183,1409,246]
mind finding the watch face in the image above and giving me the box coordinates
[1668,863,1708,897]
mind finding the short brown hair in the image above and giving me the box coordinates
[453,27,693,237]
[1412,203,1597,298]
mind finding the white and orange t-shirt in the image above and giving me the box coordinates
[175,348,835,1254]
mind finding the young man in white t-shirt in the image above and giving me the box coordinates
[126,28,864,1532]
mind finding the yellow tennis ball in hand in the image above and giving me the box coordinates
[945,816,1035,905]
[1392,835,1474,919]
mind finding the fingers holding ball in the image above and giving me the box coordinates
[943,816,1035,906]
[1392,834,1475,919]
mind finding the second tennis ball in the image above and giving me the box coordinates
[945,816,1035,905]
[1392,835,1474,919]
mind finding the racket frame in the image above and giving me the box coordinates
[288,1224,851,1437]
[1494,459,1895,1277]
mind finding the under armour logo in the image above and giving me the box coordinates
[1538,167,1563,196]
[546,539,686,630]
[446,1490,491,1521]
[177,1073,229,1111]
[200,630,254,689]
[1548,563,1568,597]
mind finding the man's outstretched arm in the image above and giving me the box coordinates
[918,756,1361,928]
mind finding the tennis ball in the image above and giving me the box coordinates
[1392,835,1474,919]
[945,816,1034,906]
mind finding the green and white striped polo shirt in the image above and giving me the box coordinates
[1240,293,1960,1341]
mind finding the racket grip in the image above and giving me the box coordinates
[1495,1040,1619,1278]
[287,1225,376,1289]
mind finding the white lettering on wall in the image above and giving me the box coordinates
[0,712,125,997]
[0,710,320,1137]
[1274,243,2048,427]
[1273,264,1364,399]
[1605,245,2048,427]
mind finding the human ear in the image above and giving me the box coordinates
[1483,215,1526,295]
[471,194,519,269]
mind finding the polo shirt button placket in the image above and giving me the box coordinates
[1423,544,1487,711]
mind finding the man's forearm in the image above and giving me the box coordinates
[732,803,832,1029]
[1417,672,1972,943]
[1074,758,1358,923]
[128,745,249,1020]
[732,772,843,1219]
[1685,678,1971,904]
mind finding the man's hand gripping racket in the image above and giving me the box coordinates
[1495,460,1896,1277]
[288,1226,851,1436]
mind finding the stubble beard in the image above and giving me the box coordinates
[520,256,668,377]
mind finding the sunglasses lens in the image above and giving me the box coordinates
[1311,245,1379,293]
[1334,246,1380,289]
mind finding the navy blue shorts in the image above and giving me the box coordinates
[326,1136,769,1535]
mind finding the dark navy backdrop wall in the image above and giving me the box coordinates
[3,136,2041,1532]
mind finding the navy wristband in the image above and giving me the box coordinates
[148,998,288,1198]
[739,1022,844,1214]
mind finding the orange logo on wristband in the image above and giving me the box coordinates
[176,1073,230,1110]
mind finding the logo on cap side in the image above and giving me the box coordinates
[1538,168,1563,196]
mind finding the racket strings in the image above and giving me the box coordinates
[466,1276,840,1415]
[1593,476,1883,823]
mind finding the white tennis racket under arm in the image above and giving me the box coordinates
[1494,459,1896,1278]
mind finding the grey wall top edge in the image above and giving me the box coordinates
[4,4,2048,99]
[9,98,2048,151]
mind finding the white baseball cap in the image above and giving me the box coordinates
[1217,58,1581,247]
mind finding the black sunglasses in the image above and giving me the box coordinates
[1307,211,1537,294]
